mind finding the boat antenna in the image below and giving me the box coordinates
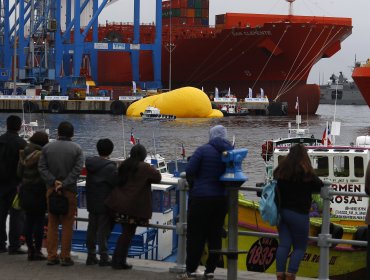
[152,123,158,155]
[121,114,127,158]
[286,0,296,16]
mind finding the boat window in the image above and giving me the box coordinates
[354,156,364,177]
[312,156,329,177]
[333,156,349,177]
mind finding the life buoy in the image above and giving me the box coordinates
[261,140,273,161]
[23,101,39,113]
[110,100,126,115]
[48,100,64,113]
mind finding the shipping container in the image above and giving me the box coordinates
[162,8,181,18]
[162,0,181,9]
[186,8,195,18]
[201,18,209,26]
[201,0,209,9]
[195,8,202,18]
[215,14,225,25]
[180,8,187,17]
[180,0,187,8]
[201,8,209,18]
[187,0,195,8]
[194,0,202,9]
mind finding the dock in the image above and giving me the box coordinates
[0,249,314,280]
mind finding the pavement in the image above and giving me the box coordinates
[0,247,316,280]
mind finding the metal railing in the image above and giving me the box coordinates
[75,176,368,279]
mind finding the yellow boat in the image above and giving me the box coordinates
[218,140,370,279]
[224,196,367,279]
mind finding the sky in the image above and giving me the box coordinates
[98,0,370,84]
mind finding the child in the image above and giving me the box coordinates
[85,139,117,266]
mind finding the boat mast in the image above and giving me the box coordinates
[286,0,295,16]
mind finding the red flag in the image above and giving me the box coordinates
[130,130,136,145]
[181,144,186,159]
[321,124,332,145]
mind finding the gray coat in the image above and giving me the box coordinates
[38,137,84,193]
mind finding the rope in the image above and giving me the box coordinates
[276,27,314,98]
[274,26,342,101]
[251,26,289,90]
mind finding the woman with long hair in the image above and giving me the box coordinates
[109,144,161,269]
[18,131,49,261]
[273,144,323,280]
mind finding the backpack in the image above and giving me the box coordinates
[259,180,280,226]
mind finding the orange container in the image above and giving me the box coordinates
[186,8,195,18]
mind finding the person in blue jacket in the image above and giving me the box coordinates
[179,125,233,280]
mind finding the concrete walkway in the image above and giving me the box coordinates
[0,249,315,280]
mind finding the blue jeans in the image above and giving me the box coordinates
[276,208,309,274]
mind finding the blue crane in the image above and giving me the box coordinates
[0,0,162,95]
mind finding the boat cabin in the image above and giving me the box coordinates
[272,145,370,221]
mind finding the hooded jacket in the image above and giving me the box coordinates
[85,156,117,214]
[18,142,45,187]
[186,125,233,198]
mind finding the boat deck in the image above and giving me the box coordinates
[0,249,314,280]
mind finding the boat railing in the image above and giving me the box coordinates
[238,183,368,280]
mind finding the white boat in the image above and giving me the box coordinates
[140,106,176,121]
[220,103,249,116]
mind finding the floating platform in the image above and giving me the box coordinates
[0,96,140,115]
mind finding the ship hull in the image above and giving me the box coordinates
[95,13,352,114]
[352,66,370,107]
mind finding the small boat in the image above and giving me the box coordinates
[140,106,176,121]
[220,103,249,116]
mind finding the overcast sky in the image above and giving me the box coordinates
[99,0,370,84]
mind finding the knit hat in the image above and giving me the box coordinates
[209,125,227,140]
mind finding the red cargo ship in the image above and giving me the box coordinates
[352,59,370,107]
[89,0,352,114]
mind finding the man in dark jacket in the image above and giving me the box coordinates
[38,121,84,266]
[179,125,233,280]
[85,138,117,266]
[0,115,27,254]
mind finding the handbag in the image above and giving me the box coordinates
[48,190,69,215]
[11,193,21,210]
[104,186,127,215]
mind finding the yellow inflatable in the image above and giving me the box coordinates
[126,87,223,118]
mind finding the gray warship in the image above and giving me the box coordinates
[319,72,366,105]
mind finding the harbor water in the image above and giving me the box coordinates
[1,104,370,192]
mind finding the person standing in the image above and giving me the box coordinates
[179,125,233,280]
[18,131,49,261]
[273,144,323,280]
[106,144,161,269]
[364,161,370,279]
[0,115,27,254]
[38,121,84,266]
[85,138,117,266]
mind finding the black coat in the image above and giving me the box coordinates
[85,156,117,214]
